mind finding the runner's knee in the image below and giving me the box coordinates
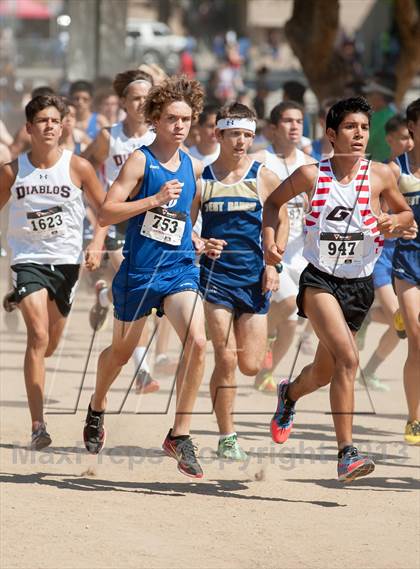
[27,327,49,352]
[185,332,207,358]
[334,350,359,377]
[214,349,238,374]
[110,346,133,367]
[238,354,263,376]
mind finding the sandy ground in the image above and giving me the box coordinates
[0,257,419,569]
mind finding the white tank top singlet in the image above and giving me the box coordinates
[8,149,85,265]
[104,122,155,189]
[303,158,384,278]
[264,146,307,266]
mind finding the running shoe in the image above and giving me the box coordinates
[254,371,277,393]
[135,369,160,394]
[358,373,390,392]
[404,420,420,445]
[270,379,296,444]
[393,309,407,339]
[337,445,375,482]
[162,429,203,478]
[31,423,52,451]
[89,280,109,331]
[153,355,178,377]
[2,290,17,313]
[83,404,106,454]
[217,434,248,461]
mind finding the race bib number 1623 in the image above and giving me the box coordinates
[26,206,65,239]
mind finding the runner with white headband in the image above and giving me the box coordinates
[199,102,288,460]
[216,117,257,132]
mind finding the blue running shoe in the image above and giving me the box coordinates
[337,445,375,482]
[270,379,296,444]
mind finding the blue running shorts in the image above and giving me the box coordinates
[373,240,395,289]
[200,267,270,318]
[113,261,200,322]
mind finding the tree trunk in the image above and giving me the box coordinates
[158,0,171,24]
[394,0,420,105]
[68,0,97,80]
[97,0,128,79]
[285,0,346,102]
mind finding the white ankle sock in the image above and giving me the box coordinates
[155,353,169,365]
[219,432,236,441]
[132,346,149,372]
[99,288,110,308]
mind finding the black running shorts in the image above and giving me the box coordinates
[296,263,374,332]
[11,263,80,317]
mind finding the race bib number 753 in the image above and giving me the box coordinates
[140,207,186,246]
[320,232,364,266]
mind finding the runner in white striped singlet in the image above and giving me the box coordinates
[263,97,413,482]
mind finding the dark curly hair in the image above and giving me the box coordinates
[143,75,204,124]
[326,97,372,132]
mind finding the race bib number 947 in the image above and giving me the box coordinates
[27,206,65,239]
[140,207,186,246]
[320,232,364,266]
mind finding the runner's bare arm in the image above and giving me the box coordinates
[97,113,110,128]
[0,143,11,166]
[70,155,109,269]
[190,177,201,227]
[71,155,106,213]
[190,157,225,256]
[371,163,414,235]
[388,160,400,181]
[81,128,110,170]
[0,161,17,210]
[263,164,317,265]
[98,150,183,226]
[190,179,206,254]
[259,166,289,262]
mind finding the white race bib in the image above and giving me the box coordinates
[320,232,364,266]
[26,206,66,239]
[140,207,186,246]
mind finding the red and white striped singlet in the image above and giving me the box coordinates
[303,158,384,278]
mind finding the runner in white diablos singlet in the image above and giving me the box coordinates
[0,94,105,450]
[263,97,413,482]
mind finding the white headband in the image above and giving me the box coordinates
[216,118,256,133]
[122,79,153,95]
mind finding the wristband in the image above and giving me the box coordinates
[275,263,283,274]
